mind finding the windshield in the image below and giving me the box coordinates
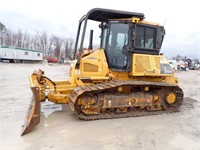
[105,23,129,70]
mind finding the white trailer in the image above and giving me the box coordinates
[0,46,43,63]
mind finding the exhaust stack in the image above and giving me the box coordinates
[88,30,93,50]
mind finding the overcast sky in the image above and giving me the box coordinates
[1,0,199,59]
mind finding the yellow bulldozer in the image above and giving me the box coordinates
[21,8,184,135]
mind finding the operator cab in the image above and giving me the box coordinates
[74,8,165,71]
[100,20,165,71]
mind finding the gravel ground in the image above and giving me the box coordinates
[0,62,200,150]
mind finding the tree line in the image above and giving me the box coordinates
[0,22,74,60]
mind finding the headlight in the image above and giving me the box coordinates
[160,64,173,74]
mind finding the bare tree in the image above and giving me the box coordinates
[3,29,12,46]
[1,27,30,48]
[68,38,74,59]
[63,38,74,60]
[22,32,30,48]
[16,29,23,47]
[11,31,18,46]
[53,35,63,58]
[36,31,48,55]
[0,22,7,45]
[30,34,40,50]
[63,38,69,58]
[48,35,54,56]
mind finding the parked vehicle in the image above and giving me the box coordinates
[169,60,178,71]
[46,56,59,63]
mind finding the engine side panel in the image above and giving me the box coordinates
[131,54,174,76]
[79,49,109,77]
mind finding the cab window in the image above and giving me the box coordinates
[106,23,129,70]
[135,25,155,49]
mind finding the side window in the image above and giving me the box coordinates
[135,26,144,48]
[101,28,108,49]
[25,52,28,55]
[37,53,40,57]
[145,27,154,49]
[135,25,155,49]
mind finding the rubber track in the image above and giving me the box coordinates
[70,80,184,120]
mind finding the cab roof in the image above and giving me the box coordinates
[82,8,145,22]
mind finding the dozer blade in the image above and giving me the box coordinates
[21,87,40,136]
